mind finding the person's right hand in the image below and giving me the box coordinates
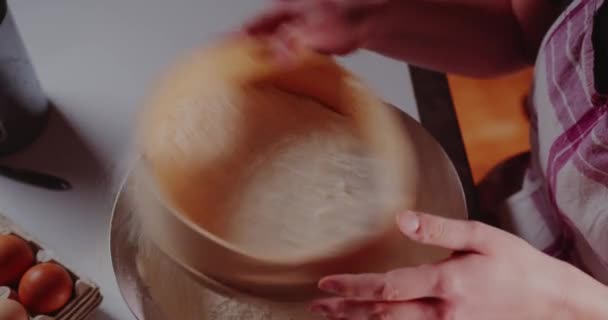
[245,0,389,55]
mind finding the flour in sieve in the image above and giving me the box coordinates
[195,87,386,260]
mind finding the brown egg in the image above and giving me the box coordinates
[18,263,73,315]
[0,299,29,320]
[0,235,34,286]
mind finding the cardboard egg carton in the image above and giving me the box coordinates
[0,213,102,320]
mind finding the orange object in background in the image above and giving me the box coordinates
[448,69,533,183]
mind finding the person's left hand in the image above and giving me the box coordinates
[310,211,608,319]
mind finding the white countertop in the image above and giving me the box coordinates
[1,1,419,319]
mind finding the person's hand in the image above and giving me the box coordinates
[310,211,608,319]
[244,0,389,55]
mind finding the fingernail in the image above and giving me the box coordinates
[319,279,345,294]
[397,211,420,235]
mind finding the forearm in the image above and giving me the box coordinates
[362,0,561,77]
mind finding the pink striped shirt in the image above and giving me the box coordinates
[496,0,608,283]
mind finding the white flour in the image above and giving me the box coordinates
[131,217,321,320]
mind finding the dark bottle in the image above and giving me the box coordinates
[0,0,49,155]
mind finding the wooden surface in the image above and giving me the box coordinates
[448,69,533,183]
[410,67,533,222]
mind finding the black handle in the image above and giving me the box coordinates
[0,164,71,191]
[0,1,6,24]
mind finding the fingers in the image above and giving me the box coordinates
[244,3,300,35]
[310,297,440,320]
[244,10,293,35]
[291,23,361,55]
[397,211,514,254]
[318,265,441,301]
[277,0,389,10]
[244,0,372,56]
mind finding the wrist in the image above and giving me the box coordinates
[359,0,423,59]
[559,264,608,319]
[358,0,403,50]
